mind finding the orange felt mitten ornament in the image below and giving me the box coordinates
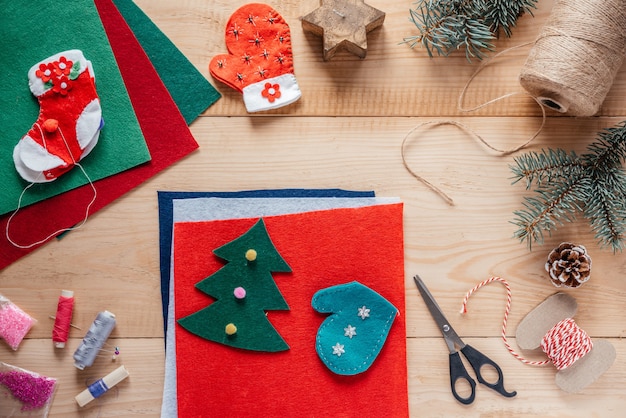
[209,3,301,113]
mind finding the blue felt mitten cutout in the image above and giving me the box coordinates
[312,281,398,375]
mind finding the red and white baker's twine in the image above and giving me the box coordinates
[460,276,593,370]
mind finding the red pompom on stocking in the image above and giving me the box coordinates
[209,3,301,112]
[13,50,102,183]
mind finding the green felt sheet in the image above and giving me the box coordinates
[113,0,221,124]
[0,0,150,215]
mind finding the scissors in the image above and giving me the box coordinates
[414,275,516,404]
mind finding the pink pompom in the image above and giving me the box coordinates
[233,287,246,299]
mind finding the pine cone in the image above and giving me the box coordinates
[545,242,591,288]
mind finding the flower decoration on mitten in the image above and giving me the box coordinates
[312,281,398,375]
[13,50,102,183]
[209,3,301,113]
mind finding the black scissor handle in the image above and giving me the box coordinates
[449,351,477,405]
[460,344,517,398]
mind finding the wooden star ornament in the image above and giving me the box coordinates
[302,0,385,61]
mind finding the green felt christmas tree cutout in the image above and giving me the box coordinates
[178,219,292,352]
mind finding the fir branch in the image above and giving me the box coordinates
[512,175,590,249]
[510,148,583,189]
[403,0,536,61]
[511,121,626,252]
[583,122,626,173]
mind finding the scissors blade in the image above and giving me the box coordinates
[414,275,465,354]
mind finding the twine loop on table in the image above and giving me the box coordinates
[401,43,545,206]
[460,277,593,369]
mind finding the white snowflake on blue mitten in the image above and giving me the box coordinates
[312,281,398,375]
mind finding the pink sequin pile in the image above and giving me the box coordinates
[0,370,56,410]
[0,299,35,350]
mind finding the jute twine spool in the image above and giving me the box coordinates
[519,0,626,116]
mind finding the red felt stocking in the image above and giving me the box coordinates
[13,50,102,183]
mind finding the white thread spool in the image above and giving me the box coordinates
[73,310,116,370]
[519,0,626,116]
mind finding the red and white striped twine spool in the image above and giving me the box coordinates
[460,277,592,369]
[541,318,592,370]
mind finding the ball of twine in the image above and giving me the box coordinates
[519,0,626,116]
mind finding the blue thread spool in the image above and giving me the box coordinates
[73,310,116,370]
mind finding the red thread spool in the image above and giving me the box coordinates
[53,290,74,348]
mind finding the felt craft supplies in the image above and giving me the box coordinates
[0,362,57,417]
[171,203,408,417]
[0,293,36,350]
[160,192,386,417]
[75,365,130,407]
[210,3,301,112]
[302,0,386,60]
[73,310,117,370]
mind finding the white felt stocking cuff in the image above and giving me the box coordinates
[243,74,301,113]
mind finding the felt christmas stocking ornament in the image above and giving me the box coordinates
[209,3,301,112]
[13,50,102,183]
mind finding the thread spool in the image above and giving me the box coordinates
[519,0,626,116]
[541,318,592,370]
[75,365,129,407]
[73,311,116,370]
[52,290,74,348]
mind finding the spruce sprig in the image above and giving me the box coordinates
[404,0,538,61]
[511,121,626,252]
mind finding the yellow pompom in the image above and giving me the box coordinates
[245,249,257,262]
[225,323,237,335]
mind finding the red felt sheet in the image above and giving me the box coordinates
[0,0,199,269]
[174,204,409,417]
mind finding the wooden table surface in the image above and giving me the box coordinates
[2,0,626,416]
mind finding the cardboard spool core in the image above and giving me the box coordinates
[516,292,615,393]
